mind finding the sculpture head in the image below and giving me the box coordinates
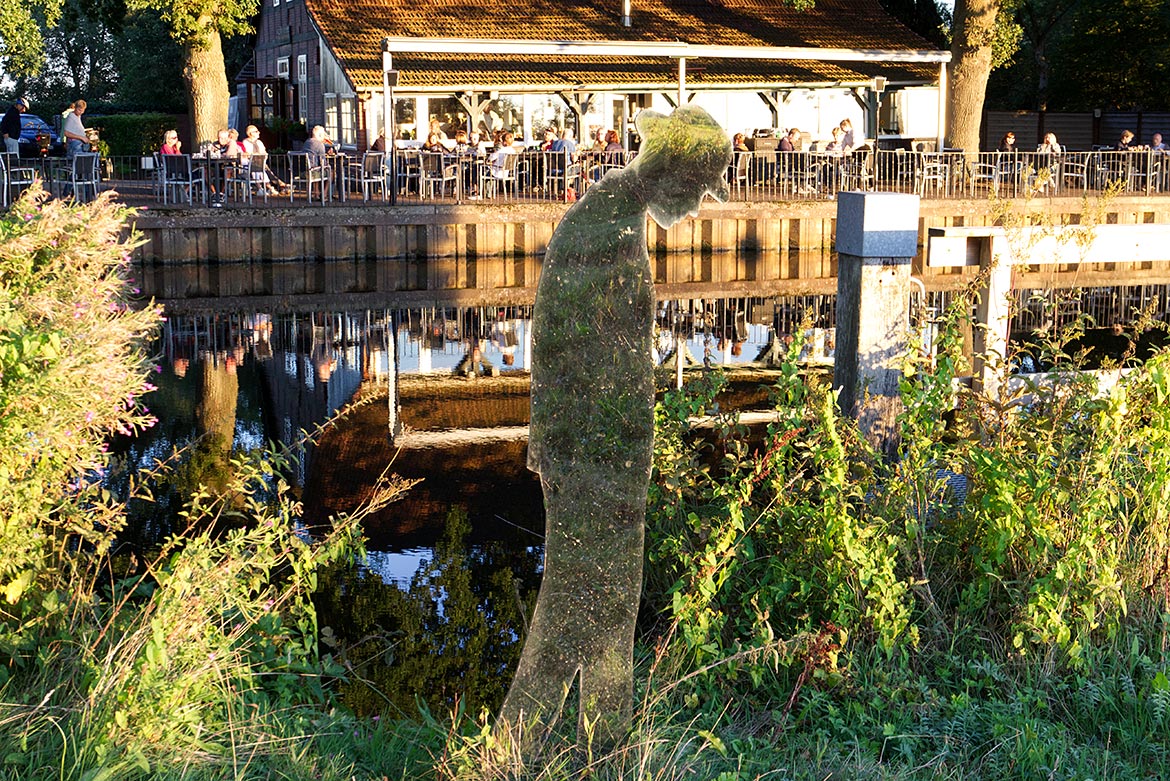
[632,105,731,228]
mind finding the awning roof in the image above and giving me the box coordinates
[303,0,946,93]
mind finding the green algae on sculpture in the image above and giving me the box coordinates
[498,105,731,748]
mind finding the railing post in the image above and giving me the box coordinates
[833,191,919,458]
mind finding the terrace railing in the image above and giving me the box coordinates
[22,148,1170,208]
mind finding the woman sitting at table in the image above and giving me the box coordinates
[423,131,447,153]
[1116,129,1137,151]
[160,130,182,155]
[603,129,624,155]
[489,131,518,178]
[242,124,288,195]
[997,131,1017,153]
[1037,132,1063,155]
[732,133,749,153]
[824,126,847,153]
[227,128,247,155]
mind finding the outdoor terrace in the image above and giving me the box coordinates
[11,148,1167,209]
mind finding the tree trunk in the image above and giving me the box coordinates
[182,18,230,149]
[1034,41,1050,111]
[946,0,1000,153]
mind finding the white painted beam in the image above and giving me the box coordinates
[381,36,952,64]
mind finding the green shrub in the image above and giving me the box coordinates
[0,186,160,655]
[88,113,178,156]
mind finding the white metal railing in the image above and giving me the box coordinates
[19,148,1170,208]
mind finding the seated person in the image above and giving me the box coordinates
[603,129,624,156]
[732,133,750,153]
[1152,133,1167,152]
[242,124,287,194]
[551,128,578,162]
[423,132,447,153]
[211,128,232,157]
[780,128,801,152]
[489,131,517,178]
[304,125,330,166]
[824,126,847,153]
[227,128,247,155]
[839,118,855,151]
[1116,129,1136,151]
[370,128,387,152]
[997,131,1017,153]
[452,129,473,155]
[1037,132,1063,155]
[160,130,182,155]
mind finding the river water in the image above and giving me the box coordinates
[117,256,1170,716]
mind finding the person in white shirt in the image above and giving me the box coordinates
[62,99,88,159]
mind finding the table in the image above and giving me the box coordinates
[194,155,241,205]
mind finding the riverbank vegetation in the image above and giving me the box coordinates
[3,190,1170,778]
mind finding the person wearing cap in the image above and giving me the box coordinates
[1,98,28,155]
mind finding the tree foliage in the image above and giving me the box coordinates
[0,0,63,76]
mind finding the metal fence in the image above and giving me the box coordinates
[16,147,1170,208]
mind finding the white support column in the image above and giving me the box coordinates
[937,61,948,150]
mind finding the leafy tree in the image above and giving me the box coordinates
[24,0,119,107]
[947,0,1021,152]
[1047,0,1170,110]
[110,11,187,112]
[0,0,63,77]
[125,0,257,145]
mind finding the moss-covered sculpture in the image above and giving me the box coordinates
[498,105,731,748]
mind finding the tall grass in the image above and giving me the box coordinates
[3,185,1169,778]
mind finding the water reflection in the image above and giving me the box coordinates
[117,280,1170,714]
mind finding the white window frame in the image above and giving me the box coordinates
[324,93,339,142]
[276,57,290,79]
[339,95,356,145]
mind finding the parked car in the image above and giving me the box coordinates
[18,114,64,158]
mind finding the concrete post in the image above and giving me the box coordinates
[972,234,1013,398]
[834,192,919,458]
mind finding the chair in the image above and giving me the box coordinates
[730,151,751,192]
[4,152,37,204]
[1060,154,1090,193]
[1128,152,1160,193]
[227,153,270,204]
[161,154,205,205]
[356,151,386,201]
[916,154,949,197]
[287,151,331,204]
[66,153,101,203]
[841,147,874,191]
[419,152,457,199]
[968,157,998,195]
[481,151,520,199]
[395,148,421,196]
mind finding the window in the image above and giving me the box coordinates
[276,57,289,79]
[324,94,339,141]
[340,96,356,145]
[296,55,308,123]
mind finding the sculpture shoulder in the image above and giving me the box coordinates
[545,173,646,264]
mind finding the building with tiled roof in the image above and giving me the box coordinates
[246,0,948,150]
